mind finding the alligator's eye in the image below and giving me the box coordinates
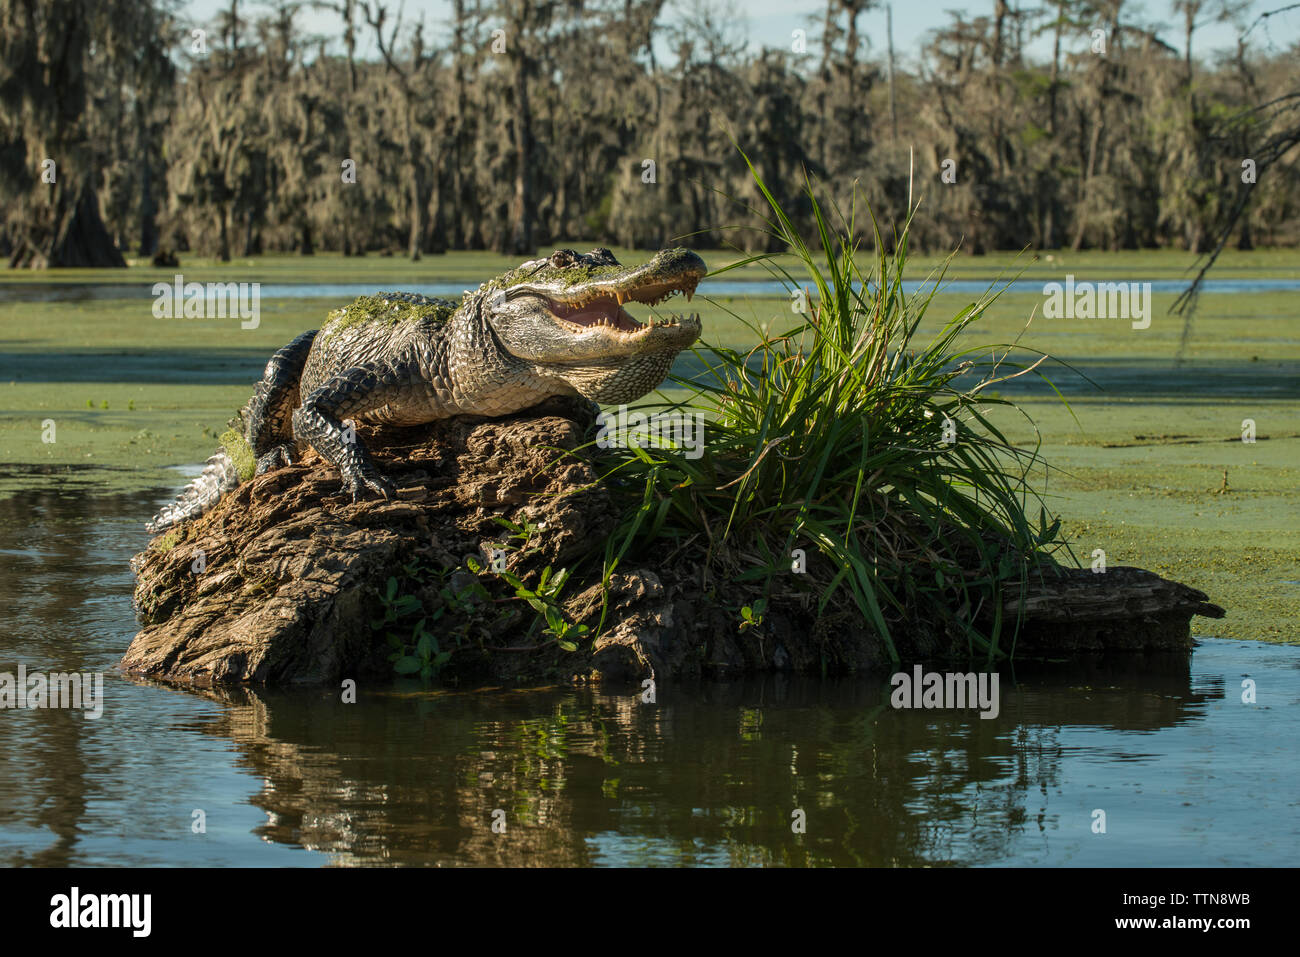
[549,249,578,268]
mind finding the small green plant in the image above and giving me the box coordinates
[475,560,589,652]
[394,617,451,678]
[490,516,543,553]
[373,574,437,679]
[373,574,423,627]
[149,529,180,553]
[738,598,767,633]
[218,428,256,481]
[373,562,490,679]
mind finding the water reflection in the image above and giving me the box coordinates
[125,657,1239,867]
[0,480,1296,867]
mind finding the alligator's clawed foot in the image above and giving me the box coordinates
[340,466,395,503]
[255,444,295,475]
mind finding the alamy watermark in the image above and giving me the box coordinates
[0,664,103,719]
[49,887,150,937]
[595,405,705,459]
[152,274,260,329]
[1043,275,1152,330]
[890,665,1000,719]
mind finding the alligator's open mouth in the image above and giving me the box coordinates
[548,279,700,336]
[499,248,707,340]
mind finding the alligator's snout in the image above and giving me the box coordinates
[540,261,703,339]
[488,247,705,359]
[500,247,704,335]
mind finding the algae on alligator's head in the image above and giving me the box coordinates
[479,262,628,294]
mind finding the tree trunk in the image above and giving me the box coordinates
[1071,111,1103,251]
[886,4,898,143]
[992,0,1007,67]
[408,162,426,260]
[1237,219,1253,251]
[10,177,127,269]
[138,153,158,257]
[1048,4,1062,135]
[218,202,231,262]
[508,51,535,256]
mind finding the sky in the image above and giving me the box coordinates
[185,0,1300,66]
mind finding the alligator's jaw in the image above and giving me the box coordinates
[487,247,706,364]
[556,348,686,404]
[505,246,705,347]
[542,274,702,355]
[549,295,701,343]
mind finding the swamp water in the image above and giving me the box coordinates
[0,479,1296,867]
[3,277,1300,306]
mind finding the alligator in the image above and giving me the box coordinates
[146,247,705,534]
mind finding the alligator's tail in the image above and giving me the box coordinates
[145,418,257,536]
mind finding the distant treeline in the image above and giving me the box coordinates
[2,0,1298,267]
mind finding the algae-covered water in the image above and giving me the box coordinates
[0,252,1296,866]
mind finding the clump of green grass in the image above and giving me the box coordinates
[595,154,1071,664]
[149,529,180,554]
[219,428,257,482]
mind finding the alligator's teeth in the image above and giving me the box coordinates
[686,289,694,302]
[616,290,629,305]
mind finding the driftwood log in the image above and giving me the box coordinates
[123,398,1224,686]
[1002,566,1222,657]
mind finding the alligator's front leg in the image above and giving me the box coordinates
[292,362,416,501]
